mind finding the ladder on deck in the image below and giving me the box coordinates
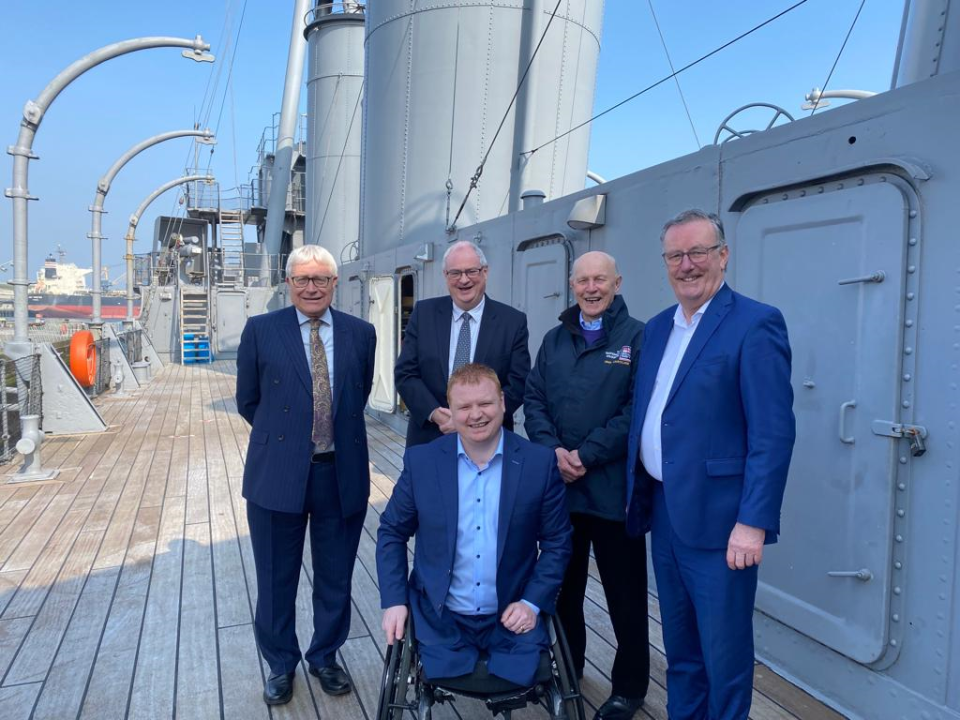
[179,287,213,364]
[219,208,245,285]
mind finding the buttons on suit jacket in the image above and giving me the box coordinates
[284,406,290,413]
[273,378,280,384]
[278,435,285,441]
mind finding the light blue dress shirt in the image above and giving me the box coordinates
[295,307,335,452]
[579,311,603,331]
[446,432,504,615]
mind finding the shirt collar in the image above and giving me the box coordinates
[673,282,725,329]
[296,307,332,327]
[579,311,603,331]
[453,295,485,323]
[457,429,505,468]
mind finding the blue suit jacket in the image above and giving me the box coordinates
[377,430,572,617]
[395,296,530,446]
[236,305,377,516]
[626,284,796,549]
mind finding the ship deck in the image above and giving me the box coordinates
[0,361,843,720]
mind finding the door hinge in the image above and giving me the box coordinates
[871,421,928,457]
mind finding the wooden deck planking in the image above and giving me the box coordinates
[0,360,844,720]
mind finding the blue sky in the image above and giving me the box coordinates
[0,0,904,283]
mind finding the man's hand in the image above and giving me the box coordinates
[382,605,408,645]
[430,407,456,434]
[726,522,766,570]
[555,448,587,484]
[500,601,537,635]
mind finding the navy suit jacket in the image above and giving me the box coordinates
[626,284,796,549]
[377,430,572,617]
[236,305,376,516]
[395,296,530,446]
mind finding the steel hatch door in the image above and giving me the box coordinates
[368,275,396,413]
[515,239,569,356]
[735,182,908,664]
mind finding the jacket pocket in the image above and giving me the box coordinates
[705,457,745,476]
[249,429,269,445]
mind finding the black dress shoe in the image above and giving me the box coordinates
[309,662,352,695]
[594,694,644,720]
[263,670,295,705]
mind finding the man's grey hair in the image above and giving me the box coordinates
[286,244,338,276]
[660,209,726,247]
[570,251,620,280]
[442,240,488,270]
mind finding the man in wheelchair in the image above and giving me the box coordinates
[377,362,573,691]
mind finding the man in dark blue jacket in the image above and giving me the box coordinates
[378,363,571,687]
[525,251,649,720]
[395,241,530,447]
[236,245,376,706]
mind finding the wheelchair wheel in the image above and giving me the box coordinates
[377,636,415,720]
[549,616,587,720]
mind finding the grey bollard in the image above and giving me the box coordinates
[11,415,59,482]
[132,361,150,384]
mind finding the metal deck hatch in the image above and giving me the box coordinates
[735,182,909,664]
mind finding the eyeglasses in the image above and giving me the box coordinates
[662,244,722,267]
[289,275,335,289]
[445,267,485,280]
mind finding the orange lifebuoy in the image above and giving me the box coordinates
[69,330,97,388]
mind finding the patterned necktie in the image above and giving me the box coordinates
[310,318,333,450]
[453,313,471,371]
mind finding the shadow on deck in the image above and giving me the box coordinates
[0,361,843,720]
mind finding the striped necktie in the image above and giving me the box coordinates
[453,313,471,371]
[310,318,333,450]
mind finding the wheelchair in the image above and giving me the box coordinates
[376,612,586,719]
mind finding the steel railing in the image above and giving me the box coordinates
[0,353,42,465]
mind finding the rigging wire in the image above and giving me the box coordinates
[204,0,251,175]
[314,80,365,245]
[522,0,811,158]
[448,0,564,232]
[809,0,867,115]
[646,0,701,149]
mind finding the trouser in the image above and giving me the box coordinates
[247,459,366,674]
[650,483,757,720]
[555,512,650,699]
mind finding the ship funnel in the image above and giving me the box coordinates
[892,0,960,88]
[360,0,605,256]
[304,3,365,266]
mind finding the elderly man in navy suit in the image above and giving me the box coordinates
[626,210,795,720]
[377,363,572,687]
[395,240,530,447]
[237,245,376,706]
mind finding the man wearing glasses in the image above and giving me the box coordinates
[236,245,377,705]
[625,210,795,720]
[395,240,530,447]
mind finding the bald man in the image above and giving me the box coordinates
[524,252,649,719]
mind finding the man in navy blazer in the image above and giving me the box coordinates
[377,363,572,687]
[626,210,795,720]
[395,240,530,447]
[237,245,376,705]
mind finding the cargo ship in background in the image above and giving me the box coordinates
[26,247,138,319]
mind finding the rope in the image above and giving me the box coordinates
[646,0,700,148]
[809,0,867,115]
[522,0,811,158]
[447,0,564,231]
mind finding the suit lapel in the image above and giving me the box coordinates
[436,299,453,381]
[280,306,313,396]
[497,433,522,569]
[437,438,459,563]
[665,285,734,408]
[636,314,672,415]
[331,309,348,419]
[473,296,494,366]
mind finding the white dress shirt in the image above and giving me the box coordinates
[448,296,485,377]
[640,287,722,481]
[295,307,335,452]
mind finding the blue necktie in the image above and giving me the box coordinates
[453,314,471,371]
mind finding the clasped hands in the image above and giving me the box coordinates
[554,447,586,484]
[430,407,456,434]
[381,602,537,645]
